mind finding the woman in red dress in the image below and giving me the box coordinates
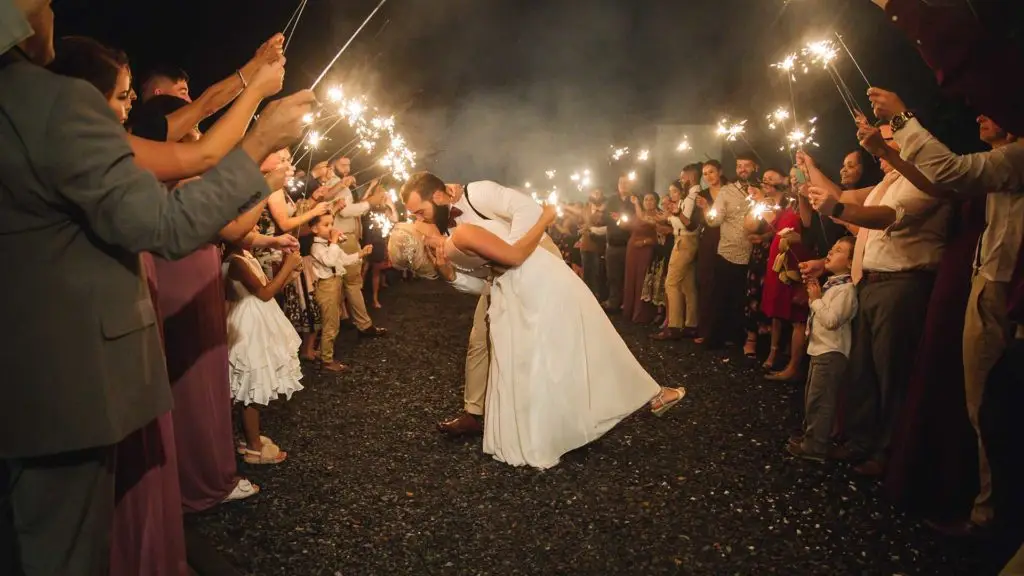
[760,178,812,382]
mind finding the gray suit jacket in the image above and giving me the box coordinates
[0,53,270,458]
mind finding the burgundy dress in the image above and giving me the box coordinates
[110,254,188,575]
[154,245,239,512]
[760,207,811,323]
[884,199,986,521]
[622,218,658,324]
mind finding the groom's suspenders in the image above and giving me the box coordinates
[464,184,490,221]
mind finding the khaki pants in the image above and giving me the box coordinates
[315,276,343,362]
[464,291,490,416]
[340,235,373,331]
[664,235,699,329]
[463,235,560,416]
[962,274,1011,526]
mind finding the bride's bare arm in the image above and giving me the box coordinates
[451,205,557,267]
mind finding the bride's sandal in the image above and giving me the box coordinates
[242,442,287,465]
[237,436,276,456]
[650,387,687,417]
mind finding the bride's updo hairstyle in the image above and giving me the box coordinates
[388,223,438,279]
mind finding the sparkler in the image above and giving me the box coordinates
[545,169,557,180]
[716,118,747,142]
[802,39,864,121]
[310,0,389,90]
[627,170,637,182]
[707,208,719,220]
[369,211,395,237]
[282,0,308,54]
[636,149,650,162]
[766,107,790,131]
[784,118,819,151]
[834,32,871,87]
[610,146,630,161]
[524,182,532,189]
[676,137,691,152]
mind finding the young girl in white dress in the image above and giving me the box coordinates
[224,239,305,465]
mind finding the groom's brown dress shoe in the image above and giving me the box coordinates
[437,412,483,436]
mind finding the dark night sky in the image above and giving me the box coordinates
[53,0,1018,186]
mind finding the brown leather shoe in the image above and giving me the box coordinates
[852,459,885,477]
[651,328,682,341]
[321,361,348,373]
[437,412,483,436]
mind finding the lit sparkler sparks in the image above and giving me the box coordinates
[636,149,650,162]
[627,170,637,181]
[302,112,315,125]
[611,146,630,161]
[707,208,719,220]
[545,169,557,180]
[369,211,394,237]
[803,40,839,69]
[784,117,819,150]
[326,86,344,103]
[766,107,791,130]
[715,119,747,142]
[524,181,532,189]
[306,130,322,149]
[676,137,691,152]
[617,214,629,225]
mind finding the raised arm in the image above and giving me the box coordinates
[892,117,1023,195]
[164,35,283,142]
[266,190,330,232]
[450,205,558,268]
[44,79,312,260]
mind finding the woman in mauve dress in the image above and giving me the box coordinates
[622,193,661,324]
[109,255,188,576]
[48,37,189,575]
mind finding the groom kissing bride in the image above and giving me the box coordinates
[389,172,686,469]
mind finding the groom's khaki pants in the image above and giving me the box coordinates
[463,236,560,416]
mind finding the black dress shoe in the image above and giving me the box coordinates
[358,326,388,338]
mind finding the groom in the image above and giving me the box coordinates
[400,172,559,435]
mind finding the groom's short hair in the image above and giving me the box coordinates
[400,171,446,205]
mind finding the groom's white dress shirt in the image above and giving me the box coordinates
[446,181,543,295]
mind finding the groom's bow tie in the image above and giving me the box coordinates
[448,207,463,229]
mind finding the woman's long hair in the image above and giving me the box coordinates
[48,36,129,98]
[846,149,884,190]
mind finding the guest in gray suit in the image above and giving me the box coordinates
[0,1,316,574]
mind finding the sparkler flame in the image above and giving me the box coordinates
[302,112,315,125]
[545,170,557,180]
[326,86,344,103]
[715,119,747,142]
[307,130,322,149]
[627,170,637,182]
[611,146,630,161]
[637,149,650,162]
[676,138,692,152]
[803,40,839,69]
[369,212,394,237]
[766,107,791,130]
[524,182,532,189]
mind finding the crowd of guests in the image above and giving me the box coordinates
[542,4,1024,571]
[1,0,1023,575]
[0,3,403,574]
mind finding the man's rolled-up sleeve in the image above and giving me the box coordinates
[42,78,270,260]
[469,181,542,243]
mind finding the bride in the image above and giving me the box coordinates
[388,201,686,469]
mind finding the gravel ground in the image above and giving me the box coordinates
[187,278,987,576]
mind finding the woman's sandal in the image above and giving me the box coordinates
[222,478,260,503]
[743,337,758,358]
[237,436,277,456]
[242,442,287,465]
[650,387,687,417]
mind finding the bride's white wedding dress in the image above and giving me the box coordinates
[446,220,663,469]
